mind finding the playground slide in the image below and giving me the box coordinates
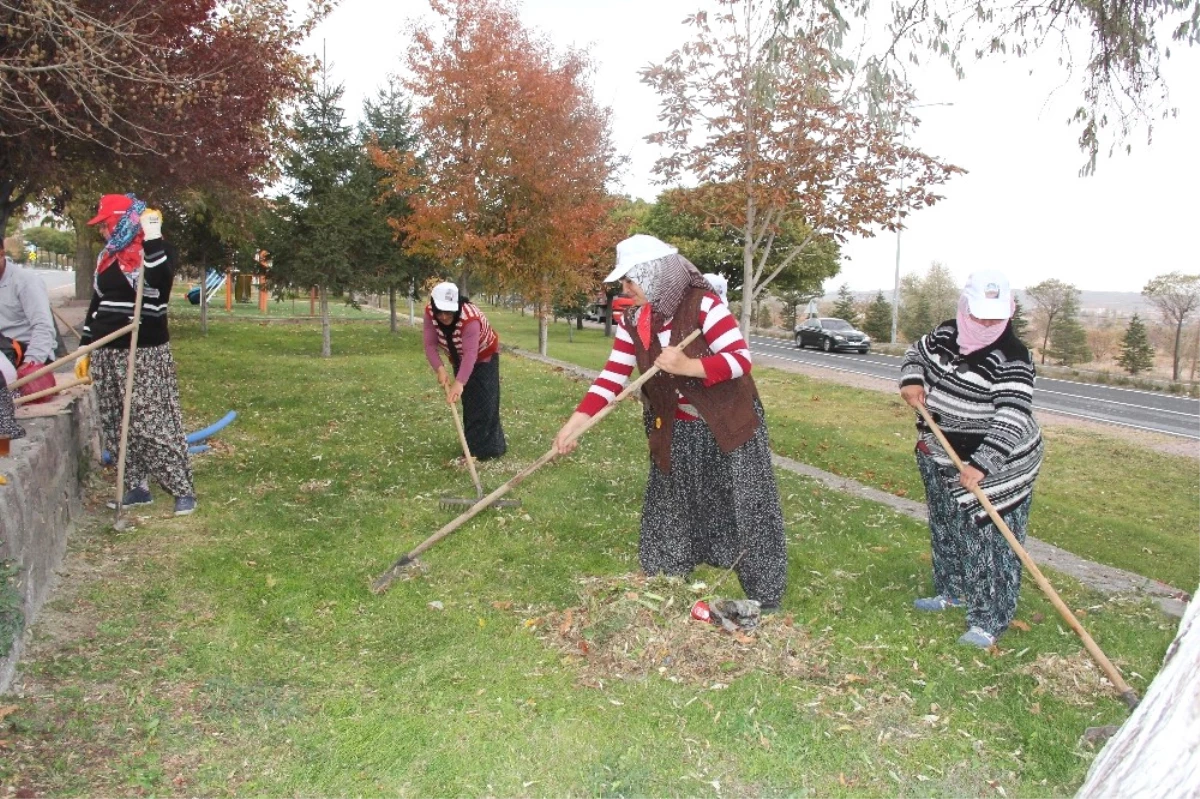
[187,268,227,305]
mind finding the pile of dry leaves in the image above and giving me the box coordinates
[522,573,830,687]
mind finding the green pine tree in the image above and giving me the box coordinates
[831,283,857,322]
[1117,313,1155,374]
[261,68,363,356]
[352,78,434,333]
[861,291,892,341]
[1011,297,1030,342]
[1045,295,1091,366]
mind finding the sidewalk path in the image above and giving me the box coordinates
[506,344,1189,619]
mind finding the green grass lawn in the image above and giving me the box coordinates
[1,315,1187,797]
[487,308,1200,592]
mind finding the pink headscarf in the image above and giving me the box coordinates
[956,295,1013,355]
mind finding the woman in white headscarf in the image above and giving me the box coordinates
[899,269,1043,648]
[554,235,787,610]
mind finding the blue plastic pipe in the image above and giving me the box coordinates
[102,411,236,463]
[185,411,237,444]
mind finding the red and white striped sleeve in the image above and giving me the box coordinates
[576,322,638,416]
[697,292,752,385]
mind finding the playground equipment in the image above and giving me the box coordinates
[187,269,227,305]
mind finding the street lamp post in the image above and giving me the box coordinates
[889,101,953,345]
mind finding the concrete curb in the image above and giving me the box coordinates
[0,391,98,693]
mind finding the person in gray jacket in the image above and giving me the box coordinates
[0,256,59,398]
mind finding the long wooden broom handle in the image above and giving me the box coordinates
[915,404,1138,709]
[14,375,92,405]
[8,322,136,390]
[442,357,484,498]
[113,269,147,528]
[371,328,704,594]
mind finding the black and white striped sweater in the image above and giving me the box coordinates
[80,239,176,349]
[900,319,1043,521]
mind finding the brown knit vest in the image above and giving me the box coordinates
[625,287,761,474]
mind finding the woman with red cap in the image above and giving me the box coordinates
[78,194,196,516]
[423,281,507,461]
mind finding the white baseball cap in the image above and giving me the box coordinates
[603,235,678,283]
[431,281,459,312]
[962,270,1012,320]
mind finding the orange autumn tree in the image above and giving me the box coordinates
[641,0,963,332]
[376,0,619,355]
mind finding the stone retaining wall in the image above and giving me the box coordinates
[0,392,97,694]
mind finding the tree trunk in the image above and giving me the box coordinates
[1172,319,1183,382]
[538,306,549,356]
[71,211,97,301]
[1074,588,1200,797]
[576,313,583,331]
[320,285,331,357]
[199,266,209,336]
[389,286,398,334]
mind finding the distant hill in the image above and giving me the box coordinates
[821,288,1152,318]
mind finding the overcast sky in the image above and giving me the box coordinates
[304,0,1199,295]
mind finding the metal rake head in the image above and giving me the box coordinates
[438,495,521,510]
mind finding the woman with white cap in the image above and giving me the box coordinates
[553,235,787,610]
[423,281,507,460]
[899,269,1043,648]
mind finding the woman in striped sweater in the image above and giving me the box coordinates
[900,269,1043,648]
[553,236,787,610]
[423,281,507,460]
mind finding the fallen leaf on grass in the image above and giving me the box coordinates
[559,609,574,635]
[1010,619,1031,632]
[1029,702,1041,715]
[1031,612,1045,623]
[0,705,17,721]
[1074,609,1088,618]
[491,600,513,611]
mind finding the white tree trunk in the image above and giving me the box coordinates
[1075,588,1200,798]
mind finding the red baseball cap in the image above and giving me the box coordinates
[87,194,133,226]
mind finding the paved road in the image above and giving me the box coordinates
[750,334,1200,440]
[32,267,75,293]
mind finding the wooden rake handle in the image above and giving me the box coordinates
[8,322,137,391]
[915,404,1138,709]
[442,360,484,498]
[370,328,704,594]
[14,375,92,406]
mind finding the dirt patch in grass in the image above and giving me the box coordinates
[527,573,832,688]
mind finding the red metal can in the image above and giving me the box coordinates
[690,600,712,622]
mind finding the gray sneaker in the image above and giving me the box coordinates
[173,496,197,516]
[958,626,996,648]
[106,486,153,510]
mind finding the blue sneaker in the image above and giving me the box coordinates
[173,496,197,516]
[106,486,153,510]
[913,594,966,611]
[958,626,997,648]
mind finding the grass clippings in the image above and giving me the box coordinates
[531,573,831,687]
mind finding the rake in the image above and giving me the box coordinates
[371,328,704,594]
[916,404,1139,710]
[438,371,520,510]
